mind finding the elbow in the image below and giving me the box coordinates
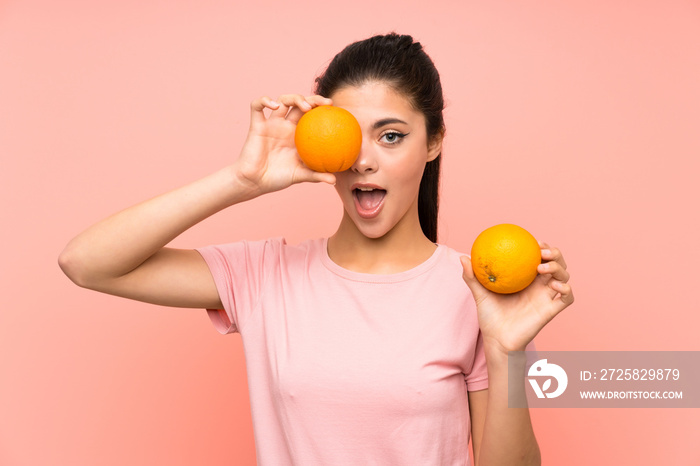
[58,246,90,288]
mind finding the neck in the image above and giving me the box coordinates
[327,209,436,274]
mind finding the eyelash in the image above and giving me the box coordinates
[380,131,408,145]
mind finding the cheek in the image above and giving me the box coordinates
[332,175,353,202]
[391,155,428,184]
[333,184,347,202]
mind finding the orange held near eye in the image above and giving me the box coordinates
[294,105,362,173]
[470,223,542,294]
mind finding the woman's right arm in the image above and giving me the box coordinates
[58,94,335,310]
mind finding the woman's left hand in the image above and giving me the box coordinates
[460,242,574,355]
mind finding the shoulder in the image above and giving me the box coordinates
[435,242,471,273]
[198,235,290,255]
[196,236,291,269]
[438,242,469,260]
[194,237,325,287]
[245,236,324,269]
[429,243,477,299]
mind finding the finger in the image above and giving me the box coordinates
[549,280,575,309]
[540,246,567,269]
[269,98,292,119]
[537,260,570,283]
[280,93,313,110]
[284,95,333,125]
[307,95,333,107]
[268,94,308,119]
[250,96,280,126]
[287,95,335,124]
[291,165,337,186]
[309,170,337,185]
[286,105,307,125]
[459,255,489,306]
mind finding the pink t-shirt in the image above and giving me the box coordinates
[196,236,488,466]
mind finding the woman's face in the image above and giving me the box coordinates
[331,81,441,240]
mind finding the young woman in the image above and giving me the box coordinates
[59,33,573,465]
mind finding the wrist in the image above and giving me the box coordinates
[484,340,527,367]
[483,336,527,357]
[225,164,263,203]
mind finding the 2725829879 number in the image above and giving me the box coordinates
[599,368,680,381]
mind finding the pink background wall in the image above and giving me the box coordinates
[2,0,699,464]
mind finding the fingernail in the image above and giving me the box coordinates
[269,100,279,107]
[302,101,312,110]
[542,249,551,256]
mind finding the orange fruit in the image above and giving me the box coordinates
[470,223,541,294]
[294,105,362,172]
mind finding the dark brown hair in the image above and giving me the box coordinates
[314,32,445,243]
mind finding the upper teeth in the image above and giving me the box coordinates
[357,187,375,191]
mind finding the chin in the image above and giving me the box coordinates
[359,228,389,240]
[354,217,397,240]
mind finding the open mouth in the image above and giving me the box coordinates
[353,188,387,219]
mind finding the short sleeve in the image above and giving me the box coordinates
[195,236,285,335]
[465,329,489,391]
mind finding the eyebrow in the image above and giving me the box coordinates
[372,118,409,130]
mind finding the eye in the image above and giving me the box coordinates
[379,131,408,145]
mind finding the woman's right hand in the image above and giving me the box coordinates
[232,94,337,197]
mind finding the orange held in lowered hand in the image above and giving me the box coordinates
[470,223,542,294]
[294,105,362,173]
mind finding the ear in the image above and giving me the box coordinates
[426,129,444,162]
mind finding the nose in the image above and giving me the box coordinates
[350,138,378,174]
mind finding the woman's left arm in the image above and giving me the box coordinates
[467,350,540,465]
[461,243,574,466]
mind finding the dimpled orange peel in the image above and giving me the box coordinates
[470,223,542,294]
[294,105,362,173]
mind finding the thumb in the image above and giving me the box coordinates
[296,166,336,186]
[310,171,337,186]
[460,255,489,304]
